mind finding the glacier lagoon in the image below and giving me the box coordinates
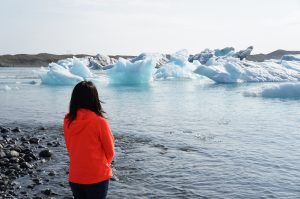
[1,66,300,198]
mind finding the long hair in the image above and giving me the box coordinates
[67,81,105,126]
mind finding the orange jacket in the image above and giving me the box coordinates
[63,109,114,184]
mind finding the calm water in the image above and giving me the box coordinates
[1,67,300,198]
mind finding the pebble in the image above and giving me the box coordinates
[32,178,42,185]
[20,162,33,169]
[11,127,21,133]
[0,150,6,158]
[9,150,19,157]
[39,149,52,158]
[29,138,40,144]
[1,128,10,133]
[48,171,56,176]
[41,188,53,196]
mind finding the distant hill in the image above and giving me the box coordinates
[1,50,300,67]
[247,50,300,62]
[0,53,134,67]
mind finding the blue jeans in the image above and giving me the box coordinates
[69,180,109,199]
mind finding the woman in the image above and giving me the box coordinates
[63,81,114,199]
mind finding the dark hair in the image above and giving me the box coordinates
[67,81,105,126]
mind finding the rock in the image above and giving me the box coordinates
[9,157,19,163]
[32,196,42,199]
[20,137,27,142]
[32,178,42,185]
[9,150,19,157]
[48,141,60,147]
[39,149,52,158]
[0,160,7,166]
[1,128,10,133]
[20,162,33,169]
[41,188,53,196]
[29,138,40,144]
[23,154,33,162]
[39,126,46,130]
[11,127,21,133]
[22,148,32,154]
[48,171,56,176]
[111,175,119,181]
[0,150,6,158]
[11,146,22,153]
[10,164,20,171]
[27,184,34,189]
[46,142,52,146]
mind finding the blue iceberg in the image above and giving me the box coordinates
[106,56,156,85]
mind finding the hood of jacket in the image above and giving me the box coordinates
[65,109,98,135]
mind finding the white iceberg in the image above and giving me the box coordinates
[154,49,199,80]
[35,57,93,85]
[69,57,93,78]
[194,57,300,83]
[244,83,300,98]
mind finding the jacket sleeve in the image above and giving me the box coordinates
[99,118,115,164]
[63,117,71,154]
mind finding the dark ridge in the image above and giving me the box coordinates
[247,50,300,62]
[0,53,135,67]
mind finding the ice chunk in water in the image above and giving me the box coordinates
[106,57,155,85]
[69,57,93,78]
[36,63,84,85]
[35,57,93,85]
[244,83,300,98]
[154,50,199,80]
[214,47,235,57]
[194,57,300,83]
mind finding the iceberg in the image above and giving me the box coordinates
[189,46,252,65]
[214,47,235,57]
[154,63,197,80]
[194,57,300,83]
[106,56,156,85]
[35,57,93,85]
[244,83,300,98]
[88,54,117,70]
[154,49,199,80]
[233,46,253,60]
[188,49,214,65]
[130,53,169,68]
[69,58,93,78]
[188,47,235,65]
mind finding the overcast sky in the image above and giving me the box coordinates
[1,0,300,55]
